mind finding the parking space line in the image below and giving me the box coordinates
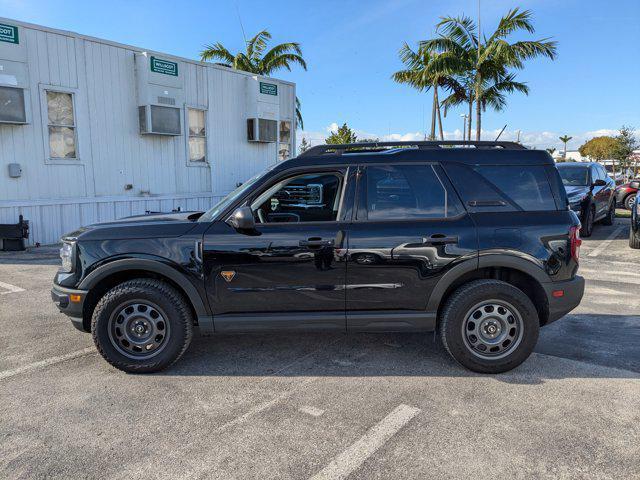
[587,226,626,257]
[0,347,96,381]
[309,404,421,480]
[299,405,325,417]
[216,377,317,433]
[0,280,25,294]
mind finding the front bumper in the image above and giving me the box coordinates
[51,285,89,332]
[543,275,585,324]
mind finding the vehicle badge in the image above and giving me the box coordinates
[221,271,236,282]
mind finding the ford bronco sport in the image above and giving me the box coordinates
[52,141,585,374]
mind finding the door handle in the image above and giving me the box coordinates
[299,238,335,248]
[422,234,458,245]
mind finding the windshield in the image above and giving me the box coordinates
[558,167,589,186]
[198,164,277,222]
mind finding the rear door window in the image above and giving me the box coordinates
[363,164,462,220]
[473,165,556,211]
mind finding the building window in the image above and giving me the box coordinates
[279,120,291,161]
[188,108,206,162]
[46,91,76,159]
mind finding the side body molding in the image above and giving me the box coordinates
[78,258,210,321]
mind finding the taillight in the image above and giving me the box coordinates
[569,226,582,262]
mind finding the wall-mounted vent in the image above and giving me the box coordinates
[157,96,176,106]
[247,118,277,143]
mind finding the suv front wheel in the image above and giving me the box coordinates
[91,279,193,373]
[439,280,539,374]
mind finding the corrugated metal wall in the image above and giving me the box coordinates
[0,18,296,245]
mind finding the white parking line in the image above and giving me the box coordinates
[0,347,96,381]
[216,377,317,432]
[309,404,421,480]
[587,226,626,257]
[299,405,325,417]
[0,280,25,294]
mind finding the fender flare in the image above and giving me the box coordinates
[79,258,208,317]
[426,253,548,313]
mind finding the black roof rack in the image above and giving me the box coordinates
[299,140,527,157]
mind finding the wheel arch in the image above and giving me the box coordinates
[79,259,208,332]
[428,255,550,326]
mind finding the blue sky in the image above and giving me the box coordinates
[2,0,639,149]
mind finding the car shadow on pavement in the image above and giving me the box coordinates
[159,313,640,384]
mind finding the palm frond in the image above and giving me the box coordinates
[488,8,535,42]
[295,96,303,130]
[246,30,271,61]
[200,42,235,64]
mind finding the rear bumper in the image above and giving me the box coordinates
[51,285,89,332]
[543,275,585,324]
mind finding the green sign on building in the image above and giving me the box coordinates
[150,56,178,76]
[0,23,19,44]
[259,82,278,96]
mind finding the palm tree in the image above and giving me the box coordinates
[392,43,459,140]
[424,8,557,140]
[559,135,572,157]
[201,30,307,129]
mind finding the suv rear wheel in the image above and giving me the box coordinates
[626,193,637,211]
[439,280,539,374]
[91,279,193,373]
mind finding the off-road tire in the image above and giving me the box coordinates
[439,279,540,374]
[580,206,595,237]
[91,279,193,373]
[601,201,615,226]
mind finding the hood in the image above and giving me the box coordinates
[564,185,589,198]
[63,211,204,241]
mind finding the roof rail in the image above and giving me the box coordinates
[298,140,527,157]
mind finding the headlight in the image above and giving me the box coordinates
[59,242,75,272]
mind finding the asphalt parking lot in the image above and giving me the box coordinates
[1,217,639,479]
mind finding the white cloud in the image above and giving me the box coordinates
[297,124,639,152]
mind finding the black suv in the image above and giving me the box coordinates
[556,162,616,237]
[52,141,584,374]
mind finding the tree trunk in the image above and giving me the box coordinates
[467,96,473,141]
[429,88,437,140]
[475,79,482,141]
[435,85,444,141]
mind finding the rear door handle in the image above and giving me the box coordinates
[299,238,335,248]
[422,234,458,245]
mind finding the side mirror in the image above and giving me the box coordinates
[592,179,607,187]
[226,206,256,231]
[630,181,640,189]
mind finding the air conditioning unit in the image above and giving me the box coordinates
[0,23,30,125]
[135,52,183,136]
[138,104,181,135]
[247,118,277,143]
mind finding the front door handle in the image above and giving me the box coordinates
[299,238,335,248]
[422,234,458,245]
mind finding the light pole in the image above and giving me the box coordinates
[461,114,468,141]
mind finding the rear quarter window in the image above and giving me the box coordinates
[474,165,557,211]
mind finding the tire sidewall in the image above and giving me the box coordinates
[92,281,191,373]
[441,281,539,374]
[627,194,637,211]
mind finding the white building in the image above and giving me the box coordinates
[0,18,296,245]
